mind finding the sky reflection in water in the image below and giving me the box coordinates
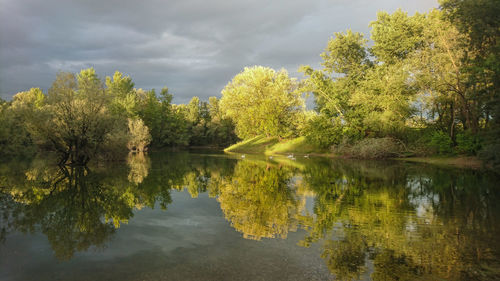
[0,152,499,281]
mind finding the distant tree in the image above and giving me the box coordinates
[105,71,136,117]
[137,88,190,147]
[207,96,238,146]
[127,118,151,152]
[35,68,123,165]
[0,92,39,158]
[0,88,47,156]
[186,96,202,124]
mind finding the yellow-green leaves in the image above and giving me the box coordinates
[127,118,152,152]
[220,66,305,139]
[370,9,426,64]
[12,88,46,109]
[321,30,369,75]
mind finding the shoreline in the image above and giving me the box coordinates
[226,148,490,171]
[222,136,494,172]
[393,156,487,170]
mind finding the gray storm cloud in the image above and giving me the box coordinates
[0,0,437,103]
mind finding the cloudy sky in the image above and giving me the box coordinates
[0,0,438,103]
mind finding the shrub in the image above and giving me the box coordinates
[455,131,482,155]
[334,137,403,159]
[303,115,343,149]
[429,131,453,155]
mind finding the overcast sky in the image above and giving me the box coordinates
[0,0,438,103]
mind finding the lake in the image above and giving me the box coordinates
[1,151,499,280]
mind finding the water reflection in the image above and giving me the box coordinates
[217,161,300,240]
[0,153,499,280]
[127,152,151,185]
[0,153,169,260]
[2,164,131,260]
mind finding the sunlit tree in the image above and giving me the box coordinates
[220,66,305,139]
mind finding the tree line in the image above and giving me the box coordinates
[1,0,498,168]
[300,0,499,165]
[0,69,238,164]
[221,0,500,168]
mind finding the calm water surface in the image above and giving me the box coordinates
[0,151,499,280]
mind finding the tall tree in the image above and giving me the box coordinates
[38,68,122,165]
[220,66,305,139]
[439,0,500,166]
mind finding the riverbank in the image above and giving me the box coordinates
[225,136,491,171]
[224,136,330,156]
[394,156,486,170]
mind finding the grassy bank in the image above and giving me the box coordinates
[224,136,280,154]
[224,136,329,156]
[225,136,491,171]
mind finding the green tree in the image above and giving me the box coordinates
[207,96,238,146]
[439,0,500,167]
[0,89,45,157]
[105,71,136,117]
[127,118,152,152]
[37,69,124,165]
[220,66,305,139]
[370,9,426,64]
[301,23,418,142]
[137,88,190,147]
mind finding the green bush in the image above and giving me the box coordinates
[334,137,403,159]
[455,131,482,155]
[401,128,435,156]
[429,131,453,155]
[303,115,342,149]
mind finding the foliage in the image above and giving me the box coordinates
[1,2,499,164]
[299,3,499,162]
[0,69,239,164]
[127,118,152,152]
[334,137,403,159]
[439,0,500,167]
[32,69,120,165]
[182,96,238,147]
[303,114,343,149]
[220,66,305,139]
[455,130,482,155]
[0,94,37,158]
[301,14,419,145]
[429,131,454,155]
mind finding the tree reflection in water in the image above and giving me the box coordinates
[299,160,500,280]
[2,165,129,260]
[208,157,500,280]
[216,160,300,240]
[1,153,499,280]
[0,153,167,260]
